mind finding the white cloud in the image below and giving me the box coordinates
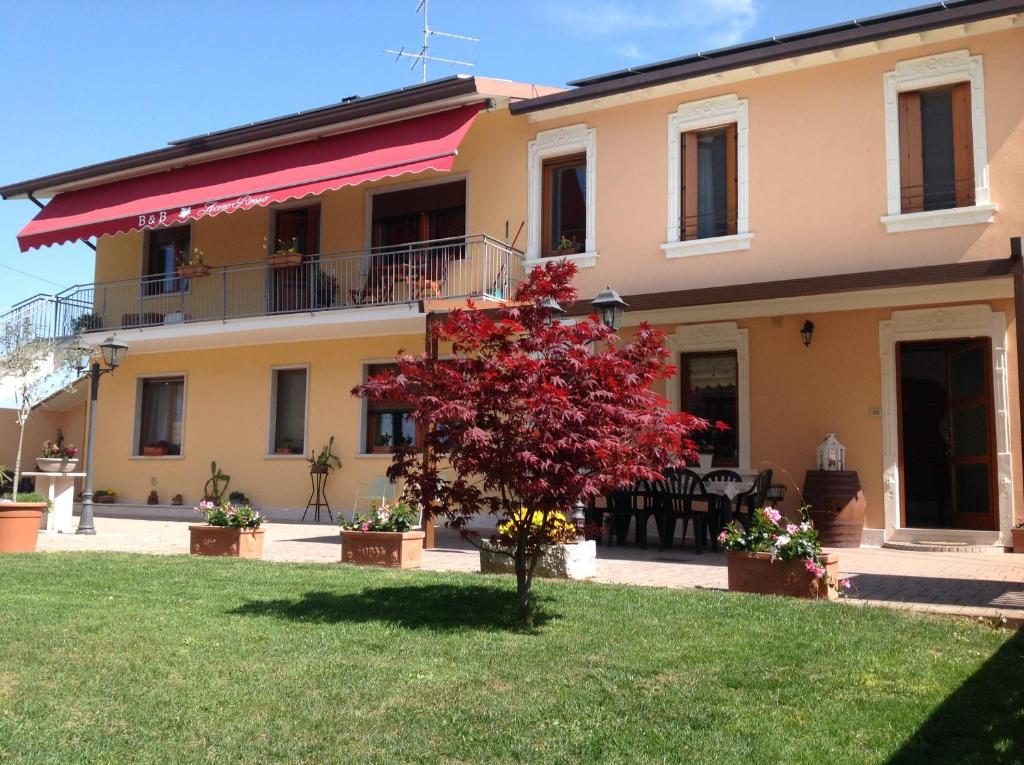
[543,0,757,53]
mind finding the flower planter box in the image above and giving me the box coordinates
[0,502,46,553]
[1011,528,1024,554]
[340,530,424,569]
[177,264,210,278]
[268,253,303,268]
[479,539,597,580]
[189,525,265,558]
[726,550,839,601]
[94,495,116,504]
[142,446,169,457]
[36,457,79,473]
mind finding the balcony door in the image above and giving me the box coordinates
[898,338,997,531]
[269,205,320,313]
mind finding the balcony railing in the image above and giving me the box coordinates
[1,235,525,342]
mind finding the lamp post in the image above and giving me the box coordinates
[538,295,566,325]
[77,337,128,535]
[591,285,629,331]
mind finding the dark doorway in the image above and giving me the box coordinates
[898,338,997,530]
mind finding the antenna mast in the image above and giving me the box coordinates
[384,0,479,83]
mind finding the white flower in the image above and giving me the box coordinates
[775,534,791,547]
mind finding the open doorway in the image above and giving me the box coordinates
[897,338,997,530]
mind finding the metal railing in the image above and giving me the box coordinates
[1,235,524,340]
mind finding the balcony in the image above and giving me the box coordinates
[2,235,524,350]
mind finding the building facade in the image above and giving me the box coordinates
[3,0,1023,547]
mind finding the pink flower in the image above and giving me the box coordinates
[786,523,799,535]
[718,530,728,542]
[361,521,371,532]
[764,508,782,525]
[803,558,818,574]
[840,578,852,590]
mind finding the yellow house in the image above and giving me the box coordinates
[3,0,1023,549]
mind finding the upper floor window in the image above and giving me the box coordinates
[135,376,184,456]
[882,50,994,233]
[144,226,189,296]
[663,95,751,259]
[269,367,307,456]
[681,126,737,240]
[898,84,974,213]
[526,124,597,267]
[364,363,417,453]
[273,204,320,256]
[542,154,587,257]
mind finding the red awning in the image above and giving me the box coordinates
[17,104,484,251]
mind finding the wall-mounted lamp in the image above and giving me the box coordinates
[800,320,814,347]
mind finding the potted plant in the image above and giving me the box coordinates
[142,441,171,457]
[177,247,210,278]
[275,437,296,455]
[0,465,49,553]
[94,489,117,504]
[71,313,102,334]
[189,500,266,558]
[307,436,342,475]
[268,237,303,269]
[480,508,596,580]
[228,490,251,506]
[719,507,852,600]
[36,440,80,472]
[551,235,578,258]
[371,433,392,454]
[340,498,424,568]
[1012,516,1024,554]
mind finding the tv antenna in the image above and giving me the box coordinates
[384,0,479,83]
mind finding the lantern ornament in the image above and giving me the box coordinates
[816,433,846,471]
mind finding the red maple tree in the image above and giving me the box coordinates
[353,260,710,621]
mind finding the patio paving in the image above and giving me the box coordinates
[34,516,1024,626]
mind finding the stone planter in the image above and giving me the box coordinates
[479,539,597,580]
[0,502,46,553]
[189,525,265,558]
[1011,527,1024,554]
[726,550,839,601]
[36,457,79,473]
[340,530,424,569]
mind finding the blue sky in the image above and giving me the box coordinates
[0,0,925,310]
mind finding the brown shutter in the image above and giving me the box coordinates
[726,122,738,235]
[898,91,924,213]
[951,81,975,208]
[681,131,698,240]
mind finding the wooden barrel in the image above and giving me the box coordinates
[804,470,867,548]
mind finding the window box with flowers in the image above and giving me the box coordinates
[1012,517,1024,554]
[268,237,304,269]
[189,500,266,558]
[719,507,851,600]
[176,248,210,279]
[340,499,424,568]
[479,509,596,580]
[36,440,79,473]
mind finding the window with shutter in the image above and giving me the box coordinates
[898,83,974,214]
[680,124,738,241]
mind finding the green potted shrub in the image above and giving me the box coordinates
[307,437,342,475]
[189,500,266,558]
[340,499,423,568]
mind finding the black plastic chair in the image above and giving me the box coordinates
[731,469,773,531]
[702,469,743,534]
[603,489,637,546]
[661,469,719,553]
[632,477,667,550]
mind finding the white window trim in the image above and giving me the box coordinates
[131,373,187,459]
[266,365,310,458]
[525,123,597,267]
[666,322,750,472]
[663,94,751,259]
[881,49,995,233]
[879,305,1014,545]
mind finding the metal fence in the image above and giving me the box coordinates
[1,235,525,340]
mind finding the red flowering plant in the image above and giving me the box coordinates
[41,440,78,459]
[352,260,715,623]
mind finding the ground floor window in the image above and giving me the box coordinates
[364,363,416,453]
[680,351,739,466]
[136,376,184,456]
[269,367,307,455]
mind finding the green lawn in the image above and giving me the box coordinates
[0,553,1021,764]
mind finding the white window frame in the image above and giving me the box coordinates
[881,49,996,233]
[131,373,187,459]
[266,365,310,458]
[665,322,750,472]
[525,123,597,269]
[662,94,752,259]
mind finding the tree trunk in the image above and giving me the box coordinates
[12,408,27,502]
[513,539,543,627]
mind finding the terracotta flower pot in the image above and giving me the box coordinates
[340,530,424,569]
[1011,527,1024,554]
[177,264,210,278]
[189,525,264,558]
[36,457,79,473]
[142,446,169,457]
[0,503,46,553]
[268,253,303,268]
[726,550,840,601]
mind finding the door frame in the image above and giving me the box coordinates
[895,337,998,531]
[880,304,1013,544]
